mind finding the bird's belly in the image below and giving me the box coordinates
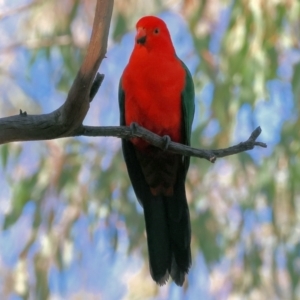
[125,92,182,150]
[123,55,186,150]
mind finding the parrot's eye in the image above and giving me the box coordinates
[153,28,160,35]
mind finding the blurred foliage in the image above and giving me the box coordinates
[0,0,300,299]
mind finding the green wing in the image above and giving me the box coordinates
[180,60,195,177]
[119,78,149,205]
[119,78,126,126]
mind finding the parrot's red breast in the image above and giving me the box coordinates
[122,16,186,150]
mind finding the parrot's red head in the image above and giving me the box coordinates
[134,16,175,54]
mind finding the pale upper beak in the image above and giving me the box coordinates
[136,27,147,45]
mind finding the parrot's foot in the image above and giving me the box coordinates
[130,122,139,136]
[162,135,171,151]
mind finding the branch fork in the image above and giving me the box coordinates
[0,0,267,163]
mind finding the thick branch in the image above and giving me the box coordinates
[61,0,113,133]
[0,0,114,144]
[71,124,267,163]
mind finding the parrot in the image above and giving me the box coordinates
[119,16,195,286]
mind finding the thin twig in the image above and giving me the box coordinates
[89,73,105,102]
[72,124,267,163]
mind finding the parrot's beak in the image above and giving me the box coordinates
[136,27,147,45]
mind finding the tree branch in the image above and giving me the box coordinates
[0,0,267,163]
[0,0,114,144]
[71,124,267,163]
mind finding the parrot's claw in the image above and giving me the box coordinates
[130,122,139,136]
[162,135,171,151]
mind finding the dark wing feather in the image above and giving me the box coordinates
[119,80,172,284]
[180,60,195,177]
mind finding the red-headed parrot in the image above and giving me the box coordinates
[119,16,195,286]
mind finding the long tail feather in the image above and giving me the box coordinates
[166,171,191,286]
[122,140,191,286]
[143,196,171,284]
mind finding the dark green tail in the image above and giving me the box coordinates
[122,139,191,286]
